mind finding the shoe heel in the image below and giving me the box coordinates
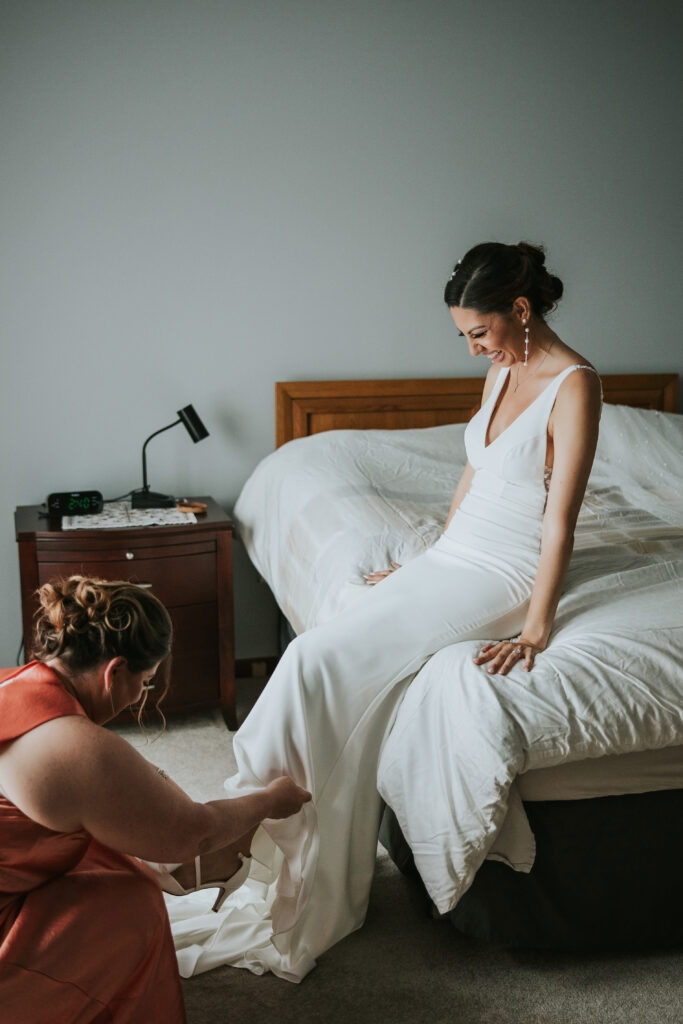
[210,854,252,912]
[211,885,231,912]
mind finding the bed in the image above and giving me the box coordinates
[235,372,683,950]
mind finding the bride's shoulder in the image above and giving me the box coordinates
[563,355,600,386]
[554,359,602,419]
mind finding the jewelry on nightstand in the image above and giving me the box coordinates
[177,500,207,515]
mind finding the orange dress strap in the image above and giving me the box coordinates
[0,662,86,745]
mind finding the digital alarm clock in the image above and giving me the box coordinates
[46,491,104,517]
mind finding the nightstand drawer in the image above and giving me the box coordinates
[34,538,215,562]
[37,549,217,607]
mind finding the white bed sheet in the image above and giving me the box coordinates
[234,404,683,910]
[517,742,683,801]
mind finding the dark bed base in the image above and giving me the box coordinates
[379,789,683,951]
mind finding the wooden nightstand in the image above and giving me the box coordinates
[14,496,237,728]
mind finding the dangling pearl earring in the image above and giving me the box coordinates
[523,320,529,366]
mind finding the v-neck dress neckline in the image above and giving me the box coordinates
[461,363,595,530]
[484,365,571,450]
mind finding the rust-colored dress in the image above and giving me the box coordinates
[0,663,186,1024]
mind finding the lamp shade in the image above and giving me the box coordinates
[178,404,209,443]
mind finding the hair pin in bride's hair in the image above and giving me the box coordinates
[449,259,462,281]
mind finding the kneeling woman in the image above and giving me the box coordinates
[0,576,310,1024]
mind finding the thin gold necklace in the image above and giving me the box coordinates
[513,340,554,393]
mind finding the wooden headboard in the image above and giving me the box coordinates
[275,373,679,447]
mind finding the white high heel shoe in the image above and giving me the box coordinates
[161,853,252,912]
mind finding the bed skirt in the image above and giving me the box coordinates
[379,789,683,950]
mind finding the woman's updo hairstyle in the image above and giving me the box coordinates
[32,576,172,673]
[444,241,564,319]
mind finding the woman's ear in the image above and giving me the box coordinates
[103,656,127,693]
[512,296,531,321]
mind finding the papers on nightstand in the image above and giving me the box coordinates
[62,501,197,530]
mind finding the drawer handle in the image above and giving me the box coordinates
[125,551,135,560]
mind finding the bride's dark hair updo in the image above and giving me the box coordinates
[32,576,172,672]
[444,241,564,319]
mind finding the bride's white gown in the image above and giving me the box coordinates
[166,364,592,982]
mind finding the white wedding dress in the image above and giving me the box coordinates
[166,364,595,982]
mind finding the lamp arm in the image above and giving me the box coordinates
[140,418,181,491]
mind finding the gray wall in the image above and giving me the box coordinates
[1,0,681,665]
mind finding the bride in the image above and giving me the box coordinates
[168,240,602,982]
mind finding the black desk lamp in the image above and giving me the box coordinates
[131,404,209,509]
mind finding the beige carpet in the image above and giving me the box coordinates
[114,683,683,1024]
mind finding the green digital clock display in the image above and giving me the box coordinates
[69,495,93,511]
[47,491,104,517]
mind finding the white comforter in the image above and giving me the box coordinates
[234,405,683,909]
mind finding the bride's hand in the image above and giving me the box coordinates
[474,637,544,674]
[362,562,401,586]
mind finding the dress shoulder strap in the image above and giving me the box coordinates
[561,364,603,401]
[485,367,510,406]
[0,662,85,745]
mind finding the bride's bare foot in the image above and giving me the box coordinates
[171,826,257,890]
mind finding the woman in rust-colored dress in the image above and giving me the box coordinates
[0,577,310,1023]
